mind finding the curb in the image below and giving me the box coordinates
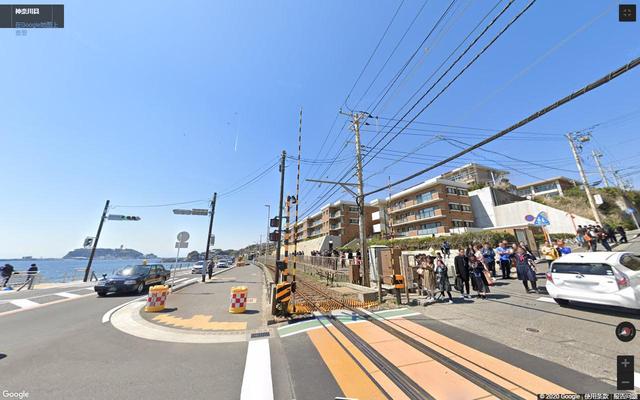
[170,266,237,293]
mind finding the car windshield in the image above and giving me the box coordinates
[551,262,613,276]
[116,266,150,276]
[620,254,640,271]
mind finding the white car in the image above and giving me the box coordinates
[545,252,640,311]
[216,260,228,268]
[191,261,205,274]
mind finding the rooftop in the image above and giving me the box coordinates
[387,177,468,202]
[515,176,577,189]
[441,162,510,176]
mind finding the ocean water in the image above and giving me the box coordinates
[0,258,189,282]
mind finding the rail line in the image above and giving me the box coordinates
[259,260,533,400]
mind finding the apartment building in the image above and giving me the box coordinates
[381,178,475,238]
[295,200,375,245]
[514,176,577,198]
[440,163,509,187]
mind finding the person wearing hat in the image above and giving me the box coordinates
[27,263,38,288]
[2,264,14,287]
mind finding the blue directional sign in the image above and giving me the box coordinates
[625,208,636,215]
[533,212,550,226]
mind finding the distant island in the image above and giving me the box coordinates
[63,248,158,260]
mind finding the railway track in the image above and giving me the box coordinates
[260,260,534,400]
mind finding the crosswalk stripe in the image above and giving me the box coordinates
[240,338,273,400]
[635,372,640,389]
[536,297,556,303]
[10,299,39,309]
[55,292,82,298]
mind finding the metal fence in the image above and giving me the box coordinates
[258,255,350,285]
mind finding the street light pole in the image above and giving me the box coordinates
[83,200,110,282]
[202,193,217,283]
[592,150,610,187]
[275,151,286,284]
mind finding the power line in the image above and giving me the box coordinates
[343,0,406,109]
[365,0,533,168]
[364,55,640,197]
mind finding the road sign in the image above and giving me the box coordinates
[107,215,141,221]
[524,214,534,222]
[625,208,637,215]
[177,231,190,242]
[594,194,604,205]
[175,242,188,249]
[173,209,192,215]
[83,237,95,249]
[191,209,209,216]
[533,211,550,226]
[210,234,215,246]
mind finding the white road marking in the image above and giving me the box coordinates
[101,296,146,323]
[635,372,640,389]
[55,292,82,298]
[536,297,556,303]
[9,299,40,309]
[240,338,273,400]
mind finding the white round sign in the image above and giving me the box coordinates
[177,231,190,242]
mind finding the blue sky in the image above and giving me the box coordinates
[1,0,639,258]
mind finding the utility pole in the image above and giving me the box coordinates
[566,133,602,225]
[611,168,626,191]
[275,150,286,284]
[592,150,610,187]
[202,193,217,283]
[83,200,110,282]
[353,112,371,288]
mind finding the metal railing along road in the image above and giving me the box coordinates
[258,255,350,284]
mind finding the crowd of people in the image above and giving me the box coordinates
[575,224,627,252]
[2,263,38,288]
[412,238,571,304]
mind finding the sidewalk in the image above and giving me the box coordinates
[139,263,267,334]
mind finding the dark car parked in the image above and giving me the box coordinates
[94,264,169,297]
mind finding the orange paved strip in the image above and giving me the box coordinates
[348,322,492,400]
[307,328,390,400]
[389,319,572,397]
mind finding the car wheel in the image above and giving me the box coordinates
[136,282,145,294]
[97,292,106,297]
[554,298,570,307]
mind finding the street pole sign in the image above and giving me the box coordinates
[173,231,190,287]
[107,215,141,221]
[83,237,95,249]
[177,231,190,242]
[533,211,550,226]
[191,209,209,216]
[175,242,189,248]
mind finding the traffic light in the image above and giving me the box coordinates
[269,231,280,242]
[270,217,280,227]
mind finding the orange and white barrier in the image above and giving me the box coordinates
[145,285,169,312]
[229,286,248,314]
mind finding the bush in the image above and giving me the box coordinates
[368,231,516,251]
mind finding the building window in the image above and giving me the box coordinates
[446,186,468,196]
[417,222,441,235]
[533,183,557,192]
[452,220,474,228]
[391,199,406,211]
[349,218,359,224]
[348,206,359,213]
[416,206,438,219]
[416,191,435,204]
[450,203,471,212]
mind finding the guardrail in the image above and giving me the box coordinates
[257,255,350,285]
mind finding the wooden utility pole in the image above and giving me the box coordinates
[275,150,286,284]
[566,133,602,225]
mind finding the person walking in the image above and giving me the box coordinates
[597,226,612,251]
[469,254,489,299]
[575,225,585,248]
[423,256,437,304]
[605,224,617,244]
[207,260,214,279]
[616,226,628,243]
[586,226,598,252]
[556,240,572,256]
[513,246,538,293]
[441,240,451,259]
[454,248,471,299]
[481,243,496,277]
[27,263,38,288]
[2,264,14,288]
[434,255,453,304]
[495,241,512,279]
[415,255,425,296]
[540,241,558,269]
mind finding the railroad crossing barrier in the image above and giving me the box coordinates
[145,285,169,312]
[274,282,292,316]
[392,274,405,305]
[229,286,248,314]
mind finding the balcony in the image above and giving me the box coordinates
[391,213,445,228]
[329,212,342,219]
[329,224,342,231]
[388,195,442,214]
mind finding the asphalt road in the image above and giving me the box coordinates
[0,269,293,400]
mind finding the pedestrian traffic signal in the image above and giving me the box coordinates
[270,217,280,227]
[269,231,280,242]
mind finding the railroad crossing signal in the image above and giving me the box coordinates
[107,215,141,221]
[269,231,280,242]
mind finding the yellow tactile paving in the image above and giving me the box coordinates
[152,314,247,331]
[389,319,572,397]
[307,328,392,400]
